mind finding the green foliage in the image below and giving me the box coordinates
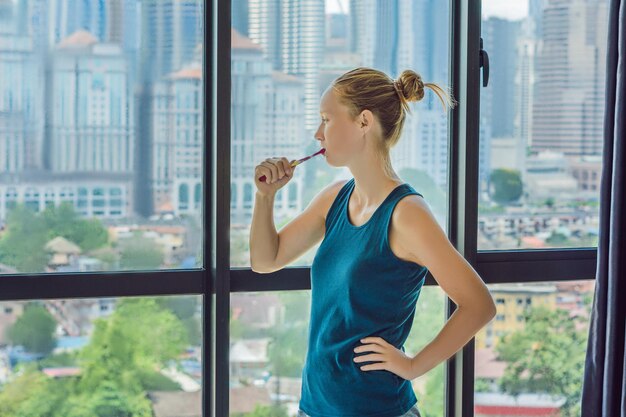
[418,364,444,417]
[38,351,79,368]
[54,382,153,417]
[0,204,49,272]
[136,369,181,391]
[78,298,188,393]
[230,308,255,340]
[42,202,108,251]
[546,231,569,245]
[267,292,310,378]
[77,319,143,393]
[495,305,588,417]
[488,168,523,204]
[157,296,197,321]
[8,303,57,354]
[91,385,133,417]
[474,378,492,392]
[0,297,189,417]
[405,287,446,417]
[0,202,110,272]
[231,404,289,417]
[118,233,164,270]
[0,371,62,417]
[156,296,201,346]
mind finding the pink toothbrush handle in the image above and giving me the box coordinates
[257,149,323,182]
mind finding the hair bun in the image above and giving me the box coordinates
[396,70,425,102]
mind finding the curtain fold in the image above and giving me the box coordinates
[580,0,626,415]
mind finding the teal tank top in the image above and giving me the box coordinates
[299,177,428,417]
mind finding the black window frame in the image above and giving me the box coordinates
[0,1,597,417]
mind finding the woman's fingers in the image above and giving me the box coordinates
[260,161,278,182]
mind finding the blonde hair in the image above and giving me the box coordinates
[331,67,456,178]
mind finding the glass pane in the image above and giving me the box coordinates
[230,287,446,416]
[0,295,202,415]
[478,0,608,250]
[474,280,594,417]
[231,0,452,267]
[0,1,205,274]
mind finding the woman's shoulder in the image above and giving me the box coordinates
[319,178,351,212]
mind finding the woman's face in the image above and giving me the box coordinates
[314,87,365,167]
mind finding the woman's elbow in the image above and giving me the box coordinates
[481,291,497,320]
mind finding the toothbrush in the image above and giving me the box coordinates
[258,148,326,182]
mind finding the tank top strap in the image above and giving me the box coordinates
[324,178,355,232]
[372,183,423,247]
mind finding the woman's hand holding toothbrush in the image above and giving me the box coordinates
[254,148,325,197]
[254,157,297,196]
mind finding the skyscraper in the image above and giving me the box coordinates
[48,30,134,174]
[248,0,324,132]
[140,0,204,84]
[531,0,608,157]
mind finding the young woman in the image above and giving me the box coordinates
[250,67,496,417]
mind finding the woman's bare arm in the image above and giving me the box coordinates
[249,180,347,273]
[392,195,497,379]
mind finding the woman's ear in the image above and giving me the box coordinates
[359,109,374,133]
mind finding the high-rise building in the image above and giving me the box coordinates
[481,17,521,139]
[247,0,324,132]
[152,62,203,218]
[531,0,608,157]
[140,0,204,84]
[230,29,306,225]
[350,0,452,188]
[48,30,134,174]
[232,0,250,36]
[0,30,44,172]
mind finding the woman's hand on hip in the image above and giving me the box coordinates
[353,336,415,381]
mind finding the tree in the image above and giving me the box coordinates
[0,297,185,417]
[495,305,588,417]
[405,287,446,417]
[231,403,289,417]
[418,364,444,417]
[0,204,48,272]
[42,202,109,252]
[118,233,164,270]
[488,168,523,204]
[157,296,201,346]
[78,298,188,393]
[8,303,57,354]
[266,291,310,401]
[0,370,66,417]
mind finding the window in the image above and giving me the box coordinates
[478,0,607,251]
[0,0,204,274]
[230,1,453,267]
[0,0,205,415]
[230,287,448,416]
[229,0,452,414]
[2,0,605,415]
[0,296,202,415]
[470,1,605,415]
[474,280,594,416]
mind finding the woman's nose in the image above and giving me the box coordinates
[315,127,324,141]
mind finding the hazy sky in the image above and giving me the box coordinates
[482,0,529,20]
[325,0,529,21]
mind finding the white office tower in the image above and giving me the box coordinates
[48,30,134,174]
[248,0,324,133]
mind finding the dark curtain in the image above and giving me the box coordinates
[581,0,626,415]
